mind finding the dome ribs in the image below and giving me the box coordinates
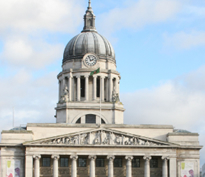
[92,32,99,55]
[63,32,115,63]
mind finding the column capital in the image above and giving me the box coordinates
[84,75,90,78]
[93,75,97,78]
[51,155,60,160]
[143,156,152,161]
[89,155,97,160]
[100,76,105,79]
[125,156,133,161]
[33,155,41,160]
[70,155,78,160]
[76,75,81,79]
[107,155,115,161]
[162,156,169,160]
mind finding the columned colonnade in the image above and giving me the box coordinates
[33,155,169,177]
[59,73,120,102]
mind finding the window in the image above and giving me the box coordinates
[114,158,122,167]
[132,158,140,168]
[60,158,69,167]
[89,19,93,26]
[81,78,85,97]
[76,118,81,124]
[86,114,96,124]
[78,158,87,167]
[150,158,158,168]
[101,119,105,124]
[42,157,51,167]
[97,77,100,97]
[96,158,105,167]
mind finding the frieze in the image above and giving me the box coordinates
[38,130,166,146]
[25,128,175,147]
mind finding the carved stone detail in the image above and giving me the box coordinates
[143,156,152,161]
[107,155,115,161]
[70,155,78,160]
[33,155,41,160]
[59,86,69,103]
[125,156,133,161]
[162,156,169,160]
[89,155,96,160]
[51,155,60,160]
[37,129,167,147]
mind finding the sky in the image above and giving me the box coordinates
[0,0,205,167]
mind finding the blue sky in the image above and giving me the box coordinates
[0,0,205,166]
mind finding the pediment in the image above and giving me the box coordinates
[24,128,178,147]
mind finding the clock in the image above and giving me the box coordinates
[84,55,97,66]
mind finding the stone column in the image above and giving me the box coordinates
[101,76,105,102]
[62,77,66,90]
[143,156,151,177]
[106,78,109,102]
[58,80,61,101]
[109,77,112,102]
[33,155,41,177]
[125,156,133,177]
[93,76,97,101]
[52,155,60,177]
[70,155,78,177]
[107,155,115,177]
[162,156,169,177]
[77,76,81,101]
[89,155,96,177]
[69,76,73,101]
[85,75,89,101]
[116,77,119,94]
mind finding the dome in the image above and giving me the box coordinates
[10,126,26,131]
[174,129,191,133]
[63,32,115,64]
[63,1,115,64]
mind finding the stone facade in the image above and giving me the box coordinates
[0,1,202,177]
[0,124,202,177]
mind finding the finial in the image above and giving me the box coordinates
[88,0,91,8]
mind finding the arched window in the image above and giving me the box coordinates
[86,114,96,123]
[89,19,93,26]
[76,118,81,124]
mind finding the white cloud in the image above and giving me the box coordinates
[1,36,64,69]
[185,5,205,17]
[0,70,57,140]
[0,0,85,69]
[163,31,205,49]
[122,65,205,165]
[98,0,181,35]
[0,0,84,34]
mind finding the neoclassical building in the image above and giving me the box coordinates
[0,1,202,177]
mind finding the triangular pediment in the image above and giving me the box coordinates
[23,128,178,147]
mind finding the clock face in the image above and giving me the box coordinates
[85,55,97,66]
